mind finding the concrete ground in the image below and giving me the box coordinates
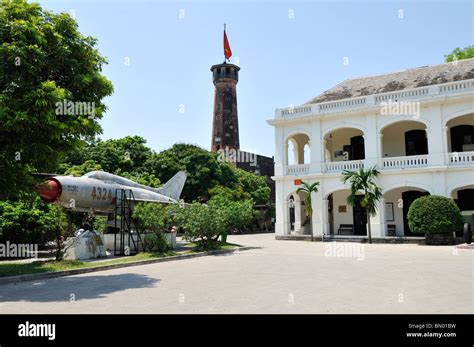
[0,234,472,314]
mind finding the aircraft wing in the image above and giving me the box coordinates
[129,197,190,207]
[130,197,176,204]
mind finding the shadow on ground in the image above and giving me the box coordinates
[0,273,159,303]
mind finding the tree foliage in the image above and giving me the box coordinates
[0,0,113,199]
[209,194,254,231]
[60,140,270,205]
[296,181,320,221]
[172,196,253,249]
[133,203,174,233]
[445,46,474,62]
[341,167,382,243]
[233,168,271,205]
[0,196,61,245]
[145,143,237,202]
[174,202,227,249]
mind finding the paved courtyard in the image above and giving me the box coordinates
[0,234,472,313]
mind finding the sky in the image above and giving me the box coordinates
[38,0,473,158]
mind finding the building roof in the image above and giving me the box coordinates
[305,58,474,104]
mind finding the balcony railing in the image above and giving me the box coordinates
[282,152,474,176]
[286,164,310,175]
[381,155,429,169]
[276,79,474,119]
[448,151,474,165]
[325,160,364,173]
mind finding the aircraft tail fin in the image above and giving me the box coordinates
[155,171,187,201]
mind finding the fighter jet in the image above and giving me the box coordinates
[36,170,187,213]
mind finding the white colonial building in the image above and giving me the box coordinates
[268,59,474,240]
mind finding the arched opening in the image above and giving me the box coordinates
[327,189,367,236]
[381,120,428,157]
[325,128,365,162]
[383,186,430,236]
[286,133,310,165]
[446,113,474,153]
[451,185,474,237]
[287,191,309,235]
[452,186,474,212]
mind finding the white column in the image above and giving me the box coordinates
[284,200,291,235]
[310,120,323,173]
[323,198,330,237]
[292,146,299,166]
[378,133,384,168]
[294,200,302,233]
[321,139,327,172]
[274,181,286,236]
[426,106,445,166]
[306,140,311,165]
[364,117,378,168]
[312,192,324,238]
[371,197,386,237]
[274,127,285,176]
[324,198,330,237]
[443,125,450,165]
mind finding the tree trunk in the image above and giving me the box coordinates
[367,209,372,244]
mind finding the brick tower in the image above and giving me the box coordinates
[210,62,240,152]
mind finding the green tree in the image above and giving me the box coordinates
[296,181,320,239]
[133,203,174,252]
[133,203,173,233]
[61,136,153,174]
[0,0,113,199]
[234,168,271,205]
[174,202,227,249]
[341,167,382,244]
[445,46,474,62]
[0,196,61,245]
[145,143,238,202]
[60,160,102,177]
[209,194,254,233]
[118,171,161,188]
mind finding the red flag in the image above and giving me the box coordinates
[223,29,232,60]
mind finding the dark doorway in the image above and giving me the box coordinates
[455,189,474,211]
[289,195,295,231]
[352,195,368,235]
[350,135,365,160]
[405,129,428,156]
[402,190,429,236]
[450,125,474,152]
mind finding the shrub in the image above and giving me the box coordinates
[208,195,254,231]
[142,232,170,253]
[0,198,61,245]
[408,195,463,234]
[174,202,226,249]
[133,203,174,233]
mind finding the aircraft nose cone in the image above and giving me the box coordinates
[37,179,62,202]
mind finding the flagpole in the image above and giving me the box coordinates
[224,23,226,63]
